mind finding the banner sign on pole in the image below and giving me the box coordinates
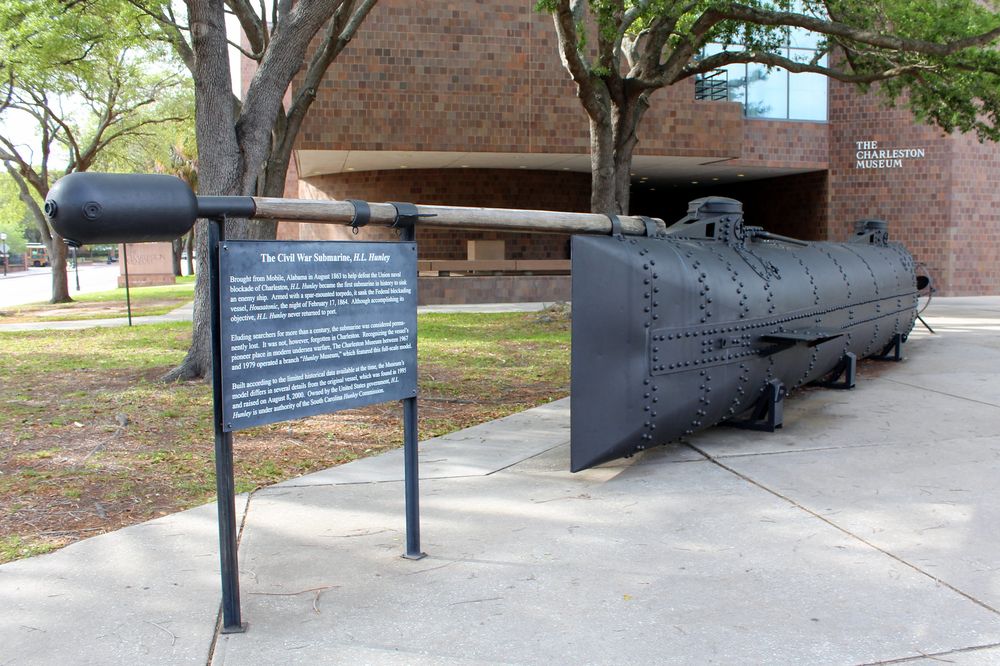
[219,240,418,431]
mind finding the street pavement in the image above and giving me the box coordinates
[0,263,122,307]
[2,297,1000,665]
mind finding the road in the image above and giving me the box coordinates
[0,263,124,307]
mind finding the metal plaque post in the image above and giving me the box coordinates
[208,218,246,634]
[398,224,425,560]
[122,244,133,327]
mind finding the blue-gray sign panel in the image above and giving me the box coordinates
[219,240,417,431]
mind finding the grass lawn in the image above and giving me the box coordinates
[0,310,570,563]
[0,276,196,323]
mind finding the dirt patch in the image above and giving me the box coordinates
[0,350,569,562]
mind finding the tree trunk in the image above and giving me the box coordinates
[185,230,194,275]
[588,91,649,216]
[589,111,619,215]
[163,0,239,382]
[48,234,71,303]
[164,220,213,381]
[166,0,370,381]
[6,164,72,303]
[171,238,183,276]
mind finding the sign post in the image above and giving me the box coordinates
[207,220,421,632]
[397,224,424,560]
[207,218,244,633]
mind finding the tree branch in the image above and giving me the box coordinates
[678,50,938,84]
[23,89,84,174]
[224,0,266,57]
[92,114,188,156]
[549,0,606,121]
[125,0,190,30]
[718,3,1000,57]
[629,14,679,78]
[226,37,263,61]
[3,160,51,243]
[658,7,726,85]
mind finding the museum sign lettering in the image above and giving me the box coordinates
[855,140,926,169]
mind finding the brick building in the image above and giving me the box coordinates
[277,0,1000,298]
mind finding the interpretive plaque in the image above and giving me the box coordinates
[219,240,418,431]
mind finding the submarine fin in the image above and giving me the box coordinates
[760,330,843,347]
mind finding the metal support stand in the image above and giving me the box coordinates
[208,218,247,634]
[725,379,784,432]
[812,352,856,390]
[396,224,425,560]
[402,396,425,560]
[72,246,80,291]
[122,244,133,327]
[872,333,903,362]
[916,314,935,334]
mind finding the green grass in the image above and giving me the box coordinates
[0,322,192,375]
[0,277,196,322]
[71,276,195,304]
[418,312,571,391]
[0,536,56,561]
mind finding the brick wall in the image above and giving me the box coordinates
[947,131,1000,294]
[299,0,745,160]
[827,79,974,294]
[733,119,828,170]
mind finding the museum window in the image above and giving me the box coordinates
[700,24,828,122]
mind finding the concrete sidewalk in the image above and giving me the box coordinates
[3,297,1000,665]
[0,301,196,332]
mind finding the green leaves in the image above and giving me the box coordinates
[1,0,164,93]
[0,173,35,253]
[0,0,190,177]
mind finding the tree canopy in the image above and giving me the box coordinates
[0,173,34,255]
[0,0,189,301]
[537,0,1000,214]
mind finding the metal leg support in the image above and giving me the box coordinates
[209,218,247,634]
[872,333,903,362]
[813,352,857,390]
[725,379,784,432]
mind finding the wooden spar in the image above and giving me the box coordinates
[251,197,665,237]
[44,173,669,246]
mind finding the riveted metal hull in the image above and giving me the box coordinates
[570,204,917,472]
